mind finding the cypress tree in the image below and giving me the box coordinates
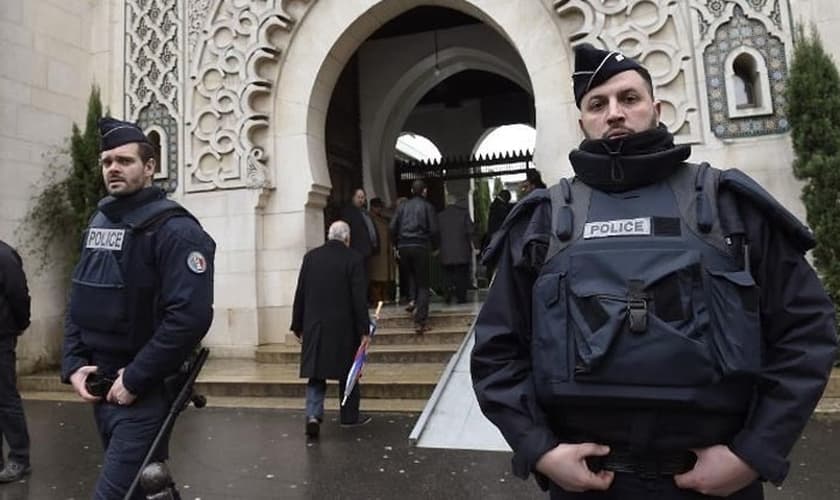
[19,86,108,275]
[786,25,840,308]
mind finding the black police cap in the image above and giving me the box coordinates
[572,43,650,108]
[99,117,150,152]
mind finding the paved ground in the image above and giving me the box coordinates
[0,400,838,499]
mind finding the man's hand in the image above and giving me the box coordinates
[674,445,758,496]
[536,443,614,492]
[293,330,302,344]
[106,368,137,407]
[69,365,101,403]
[360,334,372,350]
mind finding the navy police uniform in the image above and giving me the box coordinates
[471,45,837,500]
[61,118,215,499]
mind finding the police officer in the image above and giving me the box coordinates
[471,44,838,499]
[61,117,215,499]
[0,240,31,482]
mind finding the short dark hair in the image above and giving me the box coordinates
[370,197,384,208]
[633,67,655,101]
[137,141,156,165]
[526,169,546,189]
[411,179,427,196]
[498,190,511,202]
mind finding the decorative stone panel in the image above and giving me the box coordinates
[185,0,316,192]
[125,0,182,192]
[692,2,791,139]
[554,0,704,144]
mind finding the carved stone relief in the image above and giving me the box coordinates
[554,0,704,144]
[690,1,791,139]
[125,0,182,192]
[185,0,316,192]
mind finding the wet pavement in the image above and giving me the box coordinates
[1,400,838,499]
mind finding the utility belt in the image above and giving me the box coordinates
[552,407,745,459]
[586,447,697,477]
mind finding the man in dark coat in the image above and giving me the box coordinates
[390,180,439,333]
[291,221,372,438]
[0,240,31,482]
[438,198,474,303]
[340,188,379,264]
[481,189,512,279]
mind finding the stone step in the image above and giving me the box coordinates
[257,343,460,364]
[20,391,428,413]
[19,361,444,400]
[197,363,442,399]
[824,368,840,398]
[282,327,469,346]
[375,311,475,329]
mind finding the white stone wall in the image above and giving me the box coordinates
[4,0,840,365]
[0,0,123,372]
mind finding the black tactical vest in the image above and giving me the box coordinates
[532,163,761,414]
[69,198,190,355]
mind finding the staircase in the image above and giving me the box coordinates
[19,305,478,413]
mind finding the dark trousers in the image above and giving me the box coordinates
[398,258,414,303]
[442,264,470,303]
[305,378,361,424]
[93,386,170,500]
[0,336,29,467]
[399,246,430,325]
[549,474,763,500]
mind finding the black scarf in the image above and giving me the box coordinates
[568,124,691,192]
[99,186,165,222]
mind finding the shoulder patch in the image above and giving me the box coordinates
[186,251,208,274]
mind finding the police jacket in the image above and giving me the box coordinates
[390,195,439,249]
[471,128,837,488]
[0,241,31,337]
[61,187,216,397]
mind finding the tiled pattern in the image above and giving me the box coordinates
[703,5,790,138]
[137,97,178,193]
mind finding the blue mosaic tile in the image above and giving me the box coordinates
[138,97,179,193]
[703,5,790,139]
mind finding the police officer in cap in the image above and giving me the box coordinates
[62,117,215,499]
[471,43,837,499]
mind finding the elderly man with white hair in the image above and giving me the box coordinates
[291,221,372,438]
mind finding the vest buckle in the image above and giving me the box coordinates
[627,299,648,333]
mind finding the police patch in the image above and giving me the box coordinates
[186,251,208,274]
[86,228,125,250]
[583,217,651,239]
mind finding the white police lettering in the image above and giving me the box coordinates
[583,218,651,239]
[86,228,126,250]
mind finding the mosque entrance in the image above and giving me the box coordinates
[322,5,535,221]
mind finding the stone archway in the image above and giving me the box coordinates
[255,0,575,344]
[269,0,575,231]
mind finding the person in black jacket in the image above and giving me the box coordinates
[390,180,439,333]
[482,190,513,279]
[471,44,837,500]
[0,240,31,483]
[339,188,379,265]
[291,221,372,438]
[62,118,215,499]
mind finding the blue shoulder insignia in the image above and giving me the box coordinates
[481,188,551,265]
[719,168,815,253]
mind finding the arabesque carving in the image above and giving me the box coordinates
[186,0,316,192]
[554,0,703,144]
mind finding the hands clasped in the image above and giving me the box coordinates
[537,443,757,496]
